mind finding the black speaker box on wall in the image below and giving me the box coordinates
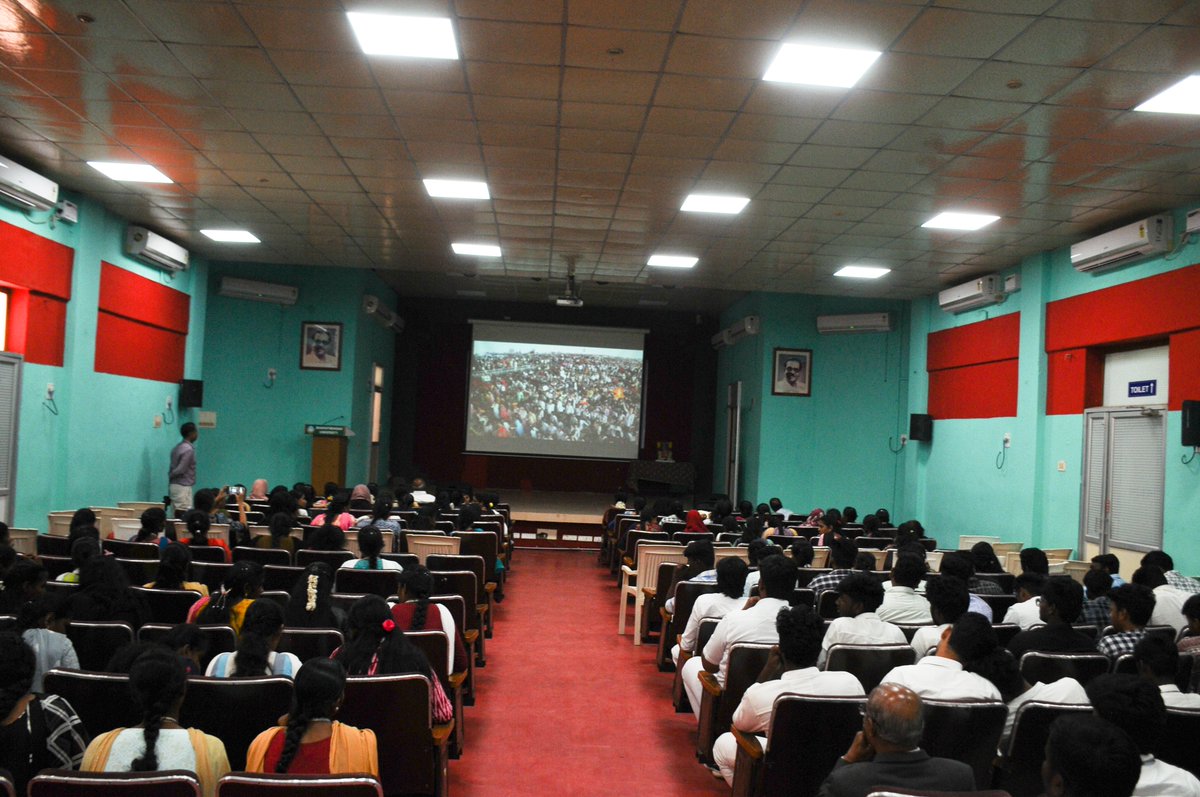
[1184,400,1200,447]
[179,379,204,409]
[909,413,933,442]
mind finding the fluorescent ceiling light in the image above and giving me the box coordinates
[346,13,458,59]
[834,265,890,279]
[201,229,260,243]
[1135,75,1200,114]
[648,254,698,268]
[763,43,882,88]
[87,161,172,183]
[423,179,489,199]
[451,242,501,257]
[921,211,1000,231]
[681,194,750,214]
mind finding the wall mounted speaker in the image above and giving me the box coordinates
[1184,400,1200,447]
[179,379,204,409]
[909,413,933,443]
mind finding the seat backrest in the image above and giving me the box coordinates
[29,770,200,797]
[714,546,749,564]
[138,623,236,669]
[340,674,437,797]
[428,595,467,643]
[36,533,73,557]
[716,643,774,732]
[130,587,203,625]
[406,534,461,564]
[1112,653,1137,676]
[42,669,140,738]
[920,698,1008,788]
[116,557,159,586]
[817,589,839,619]
[406,629,452,691]
[278,628,344,661]
[343,528,394,558]
[102,538,159,560]
[262,565,305,592]
[295,549,355,569]
[185,544,226,563]
[856,536,893,549]
[796,568,830,588]
[670,581,719,647]
[260,591,291,610]
[65,621,135,671]
[763,695,866,797]
[980,594,1018,618]
[975,572,1015,594]
[454,531,499,582]
[334,568,400,598]
[39,555,74,579]
[1000,701,1091,797]
[958,535,1001,550]
[789,587,815,608]
[1019,651,1112,686]
[696,617,720,652]
[431,572,481,636]
[623,531,670,565]
[329,593,368,614]
[190,561,233,593]
[426,554,486,596]
[216,773,383,797]
[232,546,292,567]
[825,644,916,692]
[0,770,11,797]
[631,544,687,581]
[672,531,714,546]
[179,676,294,771]
[1161,707,1200,778]
[990,623,1021,647]
[381,553,419,570]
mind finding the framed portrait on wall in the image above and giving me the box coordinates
[300,322,342,371]
[772,348,812,396]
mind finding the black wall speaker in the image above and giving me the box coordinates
[909,413,933,443]
[179,379,204,409]
[1184,400,1200,447]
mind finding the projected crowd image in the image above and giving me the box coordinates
[467,344,643,447]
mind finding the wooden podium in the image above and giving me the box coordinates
[307,425,352,489]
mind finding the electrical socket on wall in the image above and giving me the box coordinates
[267,368,277,380]
[1003,433,1011,448]
[899,434,908,446]
[166,397,173,410]
[45,383,54,400]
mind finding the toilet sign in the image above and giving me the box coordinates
[1128,379,1157,398]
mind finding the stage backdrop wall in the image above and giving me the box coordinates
[395,299,718,495]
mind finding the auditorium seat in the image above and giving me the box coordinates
[1160,707,1200,778]
[115,557,159,585]
[130,587,203,624]
[139,623,235,669]
[920,698,1007,788]
[278,628,344,660]
[618,543,687,644]
[262,565,304,592]
[979,594,1018,618]
[217,774,383,797]
[673,617,721,712]
[39,554,74,579]
[233,546,292,567]
[187,545,228,563]
[426,554,492,635]
[641,561,679,645]
[824,644,916,692]
[191,561,232,592]
[453,531,501,592]
[994,701,1091,797]
[672,531,714,546]
[406,629,465,758]
[1018,651,1111,686]
[179,676,295,771]
[991,623,1021,647]
[407,534,461,565]
[796,569,830,588]
[789,588,816,609]
[428,594,477,702]
[344,528,394,558]
[432,570,486,663]
[817,590,839,619]
[65,621,134,671]
[0,772,11,797]
[381,553,419,570]
[866,790,1013,797]
[657,580,718,672]
[335,568,400,598]
[42,669,140,738]
[975,573,1016,594]
[29,770,200,797]
[330,593,368,614]
[36,533,73,556]
[101,539,158,560]
[697,642,773,766]
[296,549,355,569]
[260,590,291,610]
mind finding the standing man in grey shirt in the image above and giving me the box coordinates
[168,422,197,515]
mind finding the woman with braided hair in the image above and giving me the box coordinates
[390,565,467,674]
[284,562,345,631]
[82,649,229,797]
[334,595,454,723]
[340,525,402,571]
[186,560,263,635]
[245,658,377,775]
[205,598,300,678]
[145,542,209,596]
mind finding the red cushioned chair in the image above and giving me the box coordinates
[29,771,199,797]
[179,676,294,772]
[217,773,382,797]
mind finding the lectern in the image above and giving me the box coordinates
[306,425,354,489]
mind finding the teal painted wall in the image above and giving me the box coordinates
[5,192,209,531]
[200,263,395,491]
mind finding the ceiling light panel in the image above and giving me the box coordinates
[347,13,458,60]
[763,43,882,88]
[834,265,890,279]
[648,254,698,268]
[87,161,172,183]
[1135,75,1200,114]
[423,179,490,199]
[201,229,260,243]
[452,242,501,257]
[681,194,751,214]
[921,212,1000,231]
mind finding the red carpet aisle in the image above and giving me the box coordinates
[448,549,730,797]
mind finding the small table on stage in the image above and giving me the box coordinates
[627,460,694,494]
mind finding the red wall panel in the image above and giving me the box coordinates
[927,312,1021,371]
[94,311,185,383]
[1169,329,1200,411]
[1046,348,1105,416]
[23,294,67,367]
[98,262,189,333]
[0,219,73,299]
[928,360,1019,420]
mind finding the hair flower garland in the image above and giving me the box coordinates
[305,573,319,611]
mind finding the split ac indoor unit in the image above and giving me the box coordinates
[125,226,190,272]
[711,315,760,350]
[817,312,893,334]
[362,294,405,333]
[217,276,298,305]
[1070,214,1171,273]
[938,274,1006,314]
[0,154,58,211]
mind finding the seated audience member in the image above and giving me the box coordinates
[1008,575,1096,659]
[1092,553,1126,589]
[682,555,797,716]
[161,624,209,676]
[911,575,969,660]
[938,552,998,621]
[187,561,263,635]
[818,683,974,797]
[68,508,100,543]
[1002,572,1047,630]
[391,566,466,674]
[881,613,1002,701]
[0,632,87,793]
[1098,584,1155,659]
[1042,714,1141,797]
[658,500,685,525]
[66,557,150,638]
[206,599,300,678]
[740,539,775,598]
[146,542,209,596]
[812,514,841,547]
[712,605,864,784]
[738,515,765,545]
[341,526,401,571]
[842,506,858,526]
[183,510,231,563]
[255,513,297,555]
[681,509,707,536]
[664,539,716,613]
[335,596,453,723]
[983,644,1088,751]
[877,554,932,624]
[0,541,16,576]
[311,492,355,532]
[246,658,377,775]
[1082,568,1115,629]
[82,650,230,797]
[0,559,47,613]
[861,513,883,540]
[819,572,906,667]
[57,536,101,583]
[285,563,345,631]
[852,552,876,572]
[1087,673,1200,796]
[638,507,662,534]
[1181,594,1200,657]
[195,487,249,549]
[672,557,749,666]
[1020,547,1050,575]
[789,537,814,567]
[1142,550,1200,595]
[1135,634,1200,709]
[874,508,890,526]
[767,496,792,520]
[248,479,270,501]
[809,537,859,597]
[18,594,78,691]
[131,508,168,543]
[970,541,1005,575]
[1132,565,1189,635]
[355,491,401,532]
[348,483,373,510]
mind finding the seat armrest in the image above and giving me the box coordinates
[642,587,656,599]
[484,583,496,593]
[464,630,479,645]
[732,728,764,759]
[622,557,634,568]
[620,564,636,576]
[431,721,454,745]
[476,604,488,616]
[699,670,723,697]
[660,607,672,622]
[448,672,467,688]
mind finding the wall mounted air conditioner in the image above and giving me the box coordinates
[817,312,893,334]
[1070,214,1171,273]
[125,226,189,272]
[938,274,1006,314]
[711,315,760,350]
[0,154,58,211]
[362,294,404,333]
[218,276,298,305]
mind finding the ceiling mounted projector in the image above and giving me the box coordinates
[554,267,582,307]
[555,295,583,307]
